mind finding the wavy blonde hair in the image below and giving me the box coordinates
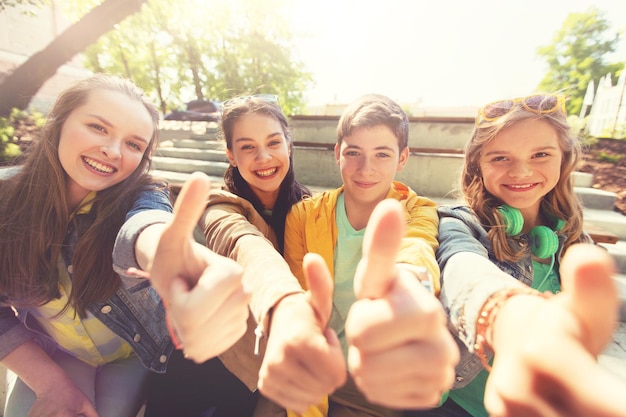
[460,97,584,262]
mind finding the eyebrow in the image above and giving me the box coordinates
[344,144,396,152]
[482,145,558,157]
[88,114,150,144]
[233,132,283,143]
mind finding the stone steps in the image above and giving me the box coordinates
[584,209,626,241]
[615,274,626,322]
[575,187,618,211]
[169,138,225,150]
[151,156,229,177]
[156,147,229,162]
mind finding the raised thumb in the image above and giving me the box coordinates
[354,199,405,300]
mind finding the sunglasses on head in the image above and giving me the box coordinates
[222,93,280,109]
[476,94,566,125]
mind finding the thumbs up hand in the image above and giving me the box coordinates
[345,199,459,409]
[259,253,347,413]
[484,244,626,417]
[146,172,251,362]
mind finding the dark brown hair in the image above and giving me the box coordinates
[219,96,309,253]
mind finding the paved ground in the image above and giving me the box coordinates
[600,322,626,381]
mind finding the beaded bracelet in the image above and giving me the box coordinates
[474,287,552,371]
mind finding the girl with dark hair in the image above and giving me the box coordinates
[145,95,326,417]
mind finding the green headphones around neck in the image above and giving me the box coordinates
[497,205,565,259]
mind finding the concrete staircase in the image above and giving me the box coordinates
[152,125,228,186]
[572,172,626,322]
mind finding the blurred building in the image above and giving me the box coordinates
[0,1,91,113]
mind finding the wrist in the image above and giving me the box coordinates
[266,292,306,333]
[474,287,551,371]
[396,263,435,294]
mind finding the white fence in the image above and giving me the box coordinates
[586,71,626,138]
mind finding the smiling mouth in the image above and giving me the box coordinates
[83,156,116,174]
[504,183,537,190]
[255,167,277,177]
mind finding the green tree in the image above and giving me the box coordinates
[537,7,624,115]
[0,0,46,11]
[81,0,312,116]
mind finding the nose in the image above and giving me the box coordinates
[508,160,532,178]
[255,147,271,163]
[100,141,121,160]
[358,155,375,175]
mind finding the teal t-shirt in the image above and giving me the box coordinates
[448,257,560,416]
[329,193,365,358]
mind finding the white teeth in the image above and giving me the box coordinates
[84,157,114,173]
[508,183,533,189]
[256,168,277,177]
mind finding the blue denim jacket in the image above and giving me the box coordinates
[437,205,571,388]
[0,169,175,373]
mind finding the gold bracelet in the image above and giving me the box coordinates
[474,287,552,371]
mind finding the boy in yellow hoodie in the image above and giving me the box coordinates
[260,94,458,416]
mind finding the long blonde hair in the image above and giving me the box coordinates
[461,99,584,262]
[0,74,163,316]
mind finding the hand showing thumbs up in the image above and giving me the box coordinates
[483,243,626,417]
[141,172,251,362]
[345,199,459,409]
[258,252,347,413]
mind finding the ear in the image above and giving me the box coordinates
[334,143,341,166]
[226,148,236,166]
[396,147,409,171]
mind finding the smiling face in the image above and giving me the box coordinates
[479,118,563,222]
[225,112,290,209]
[335,124,408,227]
[58,88,153,209]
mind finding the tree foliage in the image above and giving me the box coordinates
[537,7,624,115]
[80,0,312,115]
[0,0,46,11]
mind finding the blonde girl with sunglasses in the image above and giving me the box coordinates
[408,94,625,417]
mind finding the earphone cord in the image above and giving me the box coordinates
[535,253,556,291]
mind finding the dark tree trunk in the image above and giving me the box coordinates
[0,0,148,117]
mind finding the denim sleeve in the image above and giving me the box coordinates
[125,187,173,221]
[113,187,174,275]
[0,306,37,360]
[436,206,488,272]
[437,206,522,350]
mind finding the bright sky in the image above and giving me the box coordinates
[290,0,626,109]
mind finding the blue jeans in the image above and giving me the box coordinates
[4,349,148,417]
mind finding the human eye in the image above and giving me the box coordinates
[240,144,254,151]
[532,151,550,159]
[490,155,508,162]
[345,150,359,157]
[269,138,283,147]
[376,152,391,158]
[89,123,107,133]
[127,141,143,151]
